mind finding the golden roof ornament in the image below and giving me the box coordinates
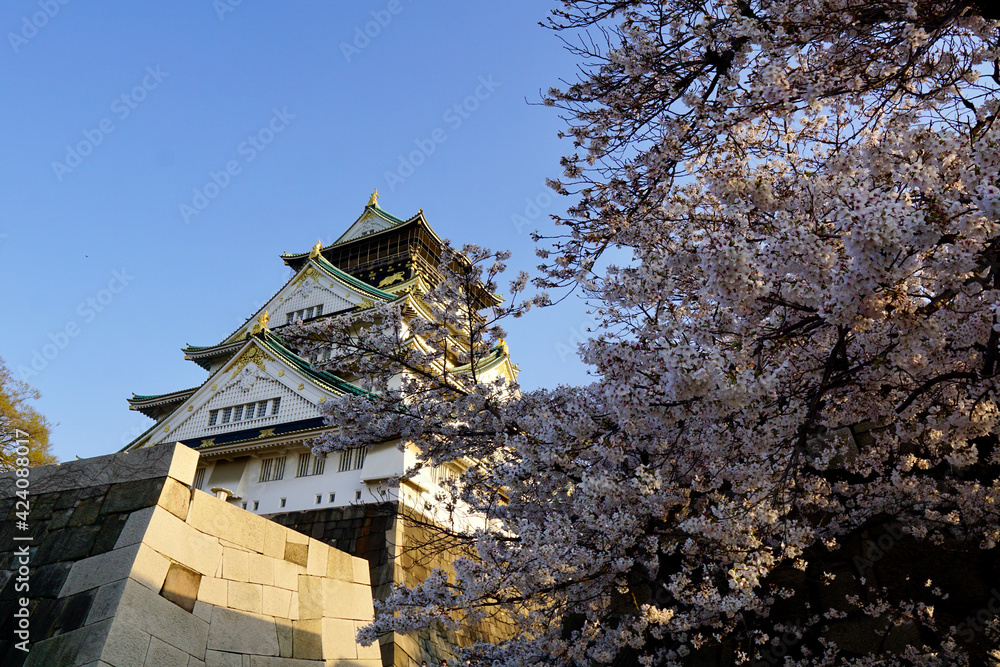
[309,240,323,259]
[367,189,379,207]
[497,339,509,356]
[250,309,270,335]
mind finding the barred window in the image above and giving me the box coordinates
[296,452,326,477]
[192,468,206,490]
[286,305,324,323]
[210,398,280,426]
[338,447,367,472]
[258,456,286,482]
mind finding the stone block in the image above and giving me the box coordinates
[23,618,112,667]
[68,496,105,527]
[285,529,309,545]
[263,521,287,559]
[48,507,75,531]
[102,478,166,515]
[263,585,292,617]
[291,618,322,660]
[115,578,210,658]
[164,442,200,486]
[320,618,358,660]
[188,491,267,553]
[354,621,381,661]
[289,592,299,621]
[193,599,214,622]
[273,559,299,591]
[206,649,244,667]
[307,539,329,576]
[223,547,250,582]
[161,561,203,612]
[284,542,308,568]
[146,635,191,667]
[322,579,374,621]
[144,506,223,576]
[57,589,96,634]
[197,576,228,607]
[249,657,332,667]
[34,525,101,566]
[113,506,155,549]
[207,605,279,656]
[131,542,171,591]
[29,561,73,599]
[189,654,207,667]
[352,556,371,586]
[85,579,128,625]
[297,575,324,620]
[59,544,139,597]
[91,511,131,555]
[275,615,294,658]
[159,476,192,519]
[249,553,274,585]
[228,580,263,613]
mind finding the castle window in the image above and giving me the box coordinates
[210,398,280,426]
[286,305,324,324]
[296,452,326,477]
[328,492,335,503]
[279,498,286,508]
[192,468,206,490]
[253,500,259,511]
[338,446,367,472]
[258,455,286,482]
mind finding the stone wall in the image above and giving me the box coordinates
[272,501,513,667]
[0,443,380,667]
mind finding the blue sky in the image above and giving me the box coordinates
[0,1,600,461]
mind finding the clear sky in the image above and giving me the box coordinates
[0,1,600,462]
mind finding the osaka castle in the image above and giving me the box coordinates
[124,193,515,520]
[123,193,516,664]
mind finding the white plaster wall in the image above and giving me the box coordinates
[225,441,406,516]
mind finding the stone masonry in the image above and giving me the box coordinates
[0,443,381,667]
[272,502,513,667]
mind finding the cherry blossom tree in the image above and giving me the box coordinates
[295,2,1000,664]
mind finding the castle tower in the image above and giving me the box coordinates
[125,195,516,665]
